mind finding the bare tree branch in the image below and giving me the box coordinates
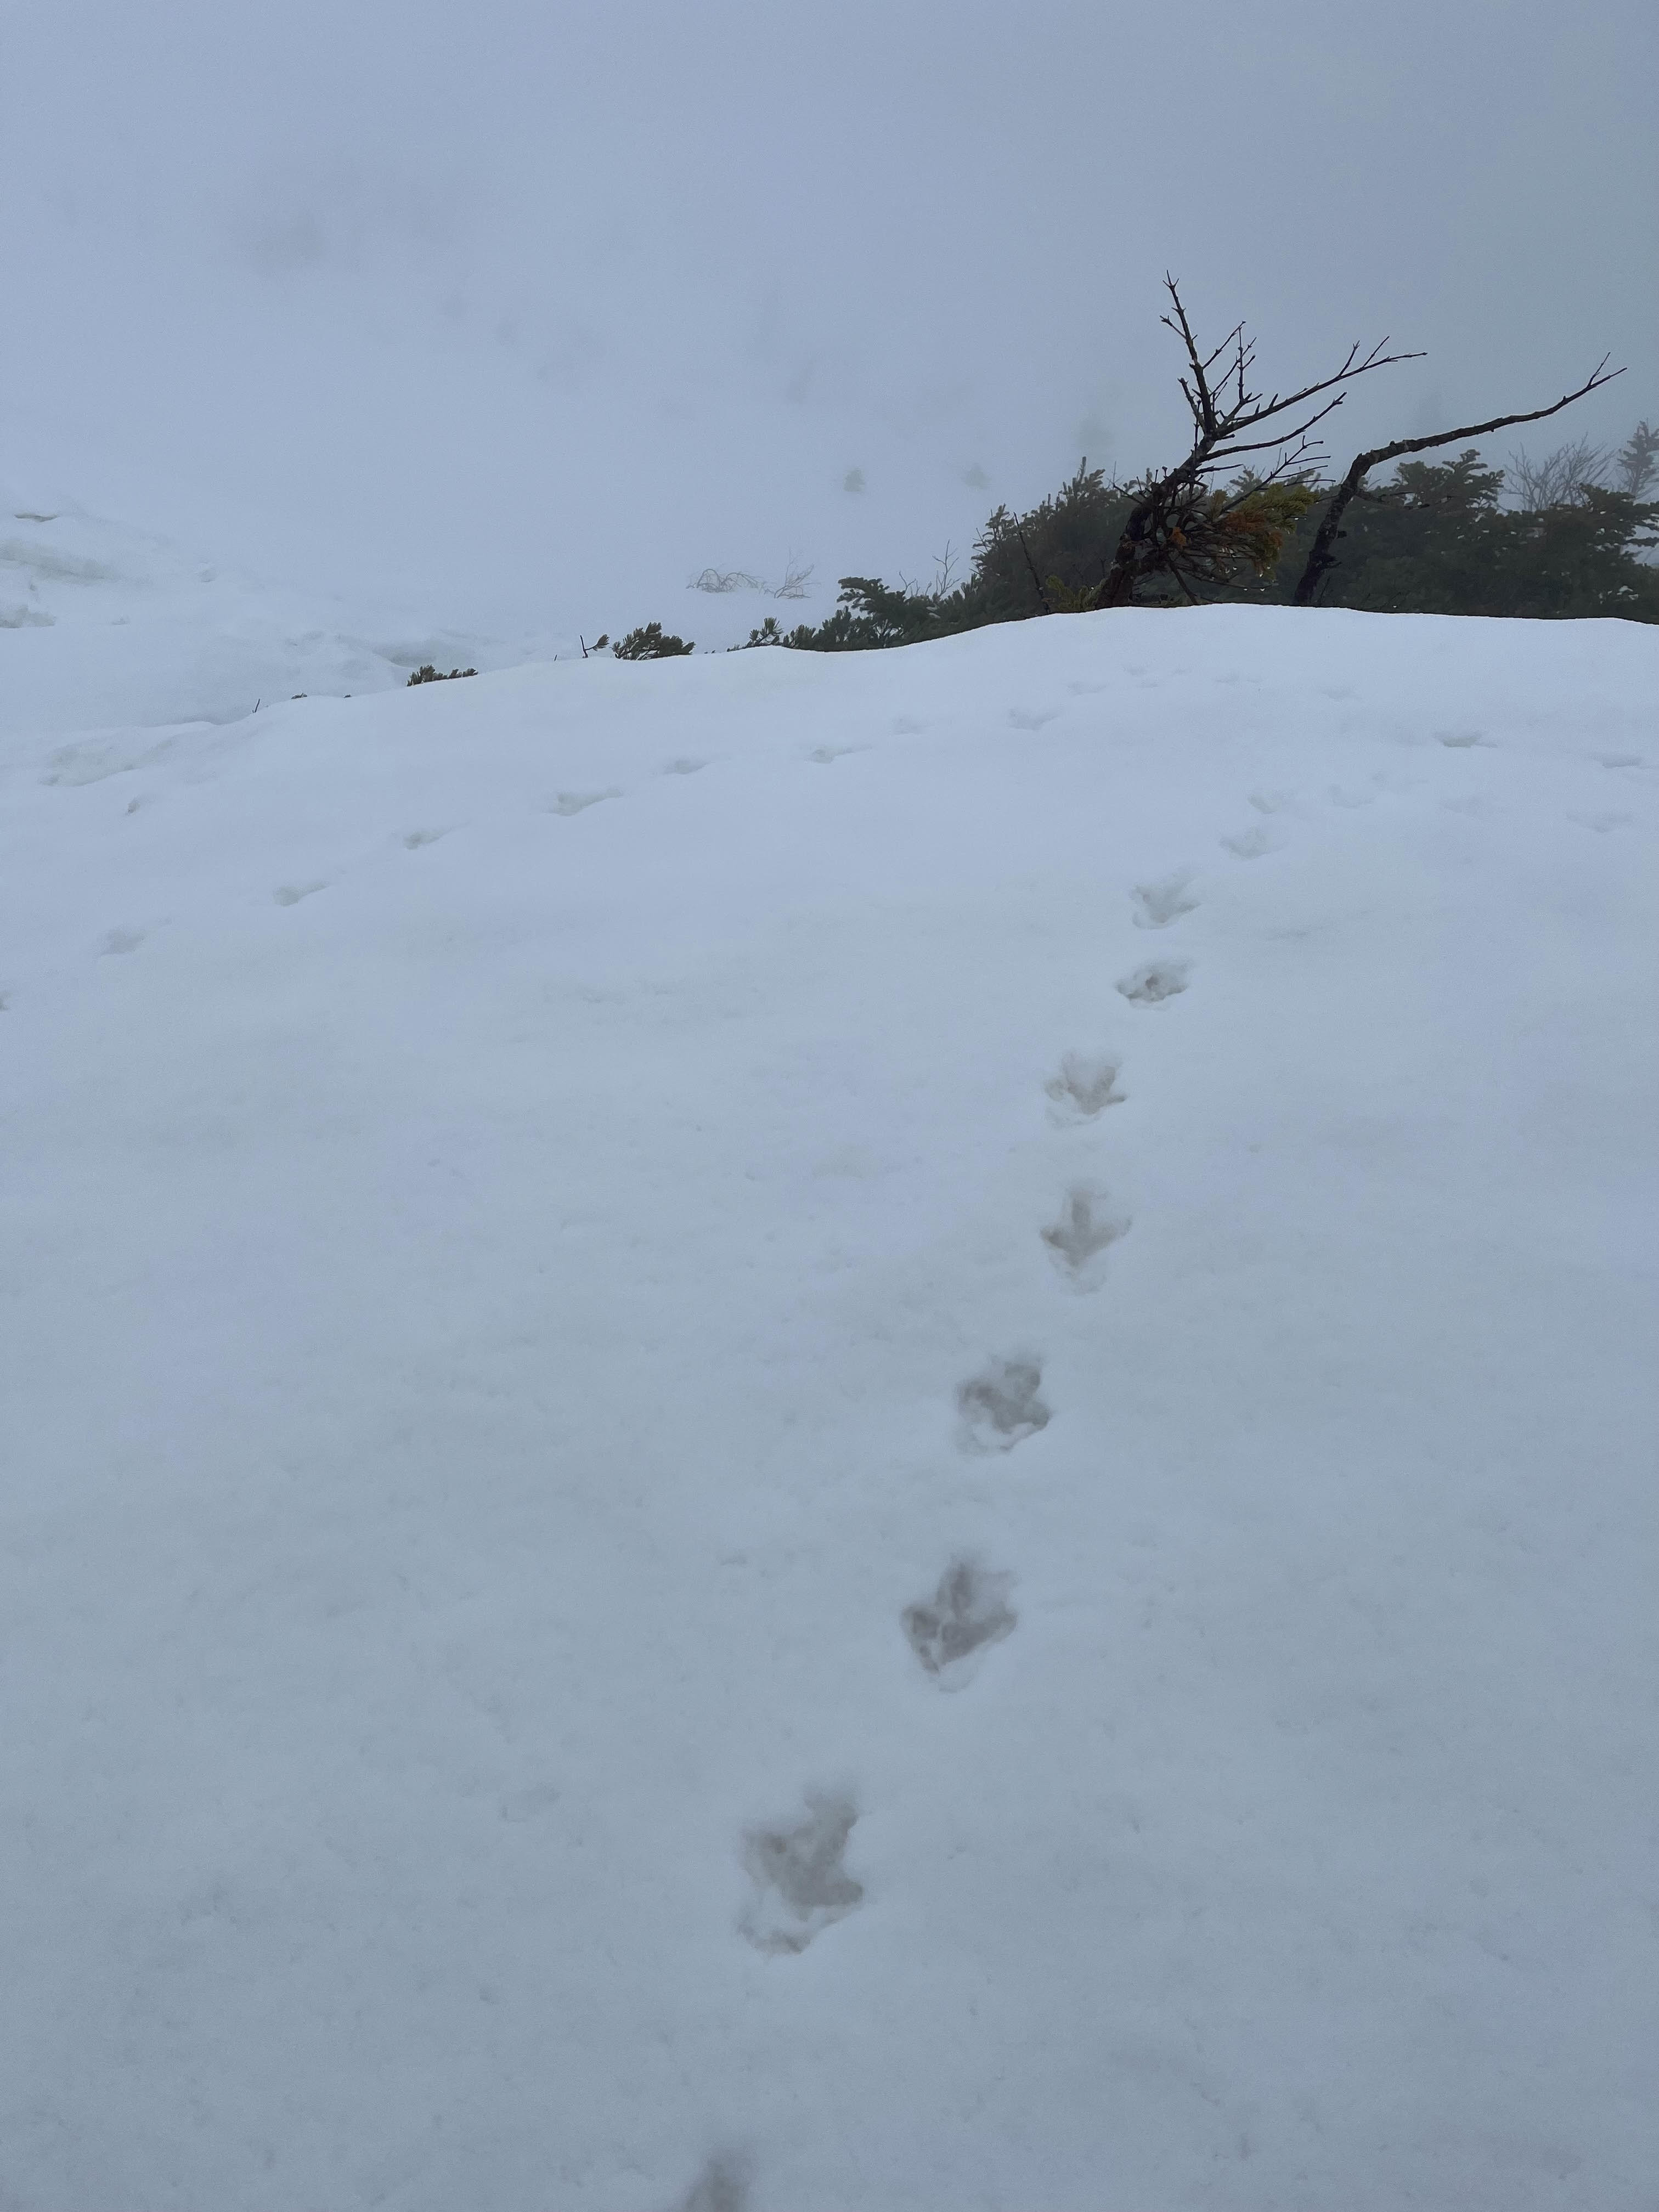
[1091,280,1425,608]
[1016,523,1053,615]
[1504,435,1609,510]
[1291,359,1625,605]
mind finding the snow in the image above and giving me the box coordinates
[0,492,517,738]
[2,602,1656,2209]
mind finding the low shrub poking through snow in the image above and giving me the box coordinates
[406,662,477,685]
[613,621,695,659]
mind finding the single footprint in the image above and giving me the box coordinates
[1041,1184,1131,1289]
[1008,707,1059,731]
[1130,872,1199,929]
[1044,1051,1126,1122]
[273,882,328,907]
[1568,810,1632,834]
[740,1792,863,1955]
[1437,729,1487,749]
[1595,752,1643,770]
[402,827,448,849]
[1116,959,1189,1007]
[1222,823,1285,859]
[548,789,620,816]
[663,758,706,776]
[903,1559,1017,1685]
[808,743,862,764]
[957,1356,1050,1453]
[99,926,147,955]
[668,2153,751,2212]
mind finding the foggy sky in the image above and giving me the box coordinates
[3,0,1654,648]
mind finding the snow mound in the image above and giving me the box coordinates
[2,607,1655,2210]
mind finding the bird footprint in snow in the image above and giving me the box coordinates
[957,1356,1050,1452]
[740,1793,863,1955]
[1222,823,1285,859]
[1041,1184,1131,1289]
[903,1559,1017,1686]
[1045,1052,1126,1122]
[1116,959,1190,1006]
[1130,872,1198,929]
[548,789,620,816]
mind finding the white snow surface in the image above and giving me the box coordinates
[3,606,1656,2210]
[0,491,514,737]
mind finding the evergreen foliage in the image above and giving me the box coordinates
[1310,452,1659,619]
[407,663,478,685]
[613,622,696,659]
[755,432,1659,653]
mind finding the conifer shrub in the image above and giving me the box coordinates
[760,428,1658,653]
[612,622,695,659]
[407,663,478,685]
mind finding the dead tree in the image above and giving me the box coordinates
[1085,280,1424,608]
[1291,363,1623,605]
[1505,434,1610,511]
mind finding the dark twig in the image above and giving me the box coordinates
[1016,524,1053,615]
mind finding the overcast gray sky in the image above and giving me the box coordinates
[3,0,1654,645]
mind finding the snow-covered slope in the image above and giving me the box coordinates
[3,608,1655,2211]
[0,490,521,739]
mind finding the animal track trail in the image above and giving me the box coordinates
[903,1560,1016,1686]
[1117,958,1190,1007]
[739,1792,863,1955]
[1130,872,1198,929]
[957,1356,1049,1453]
[1041,1184,1131,1290]
[1045,1052,1126,1122]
